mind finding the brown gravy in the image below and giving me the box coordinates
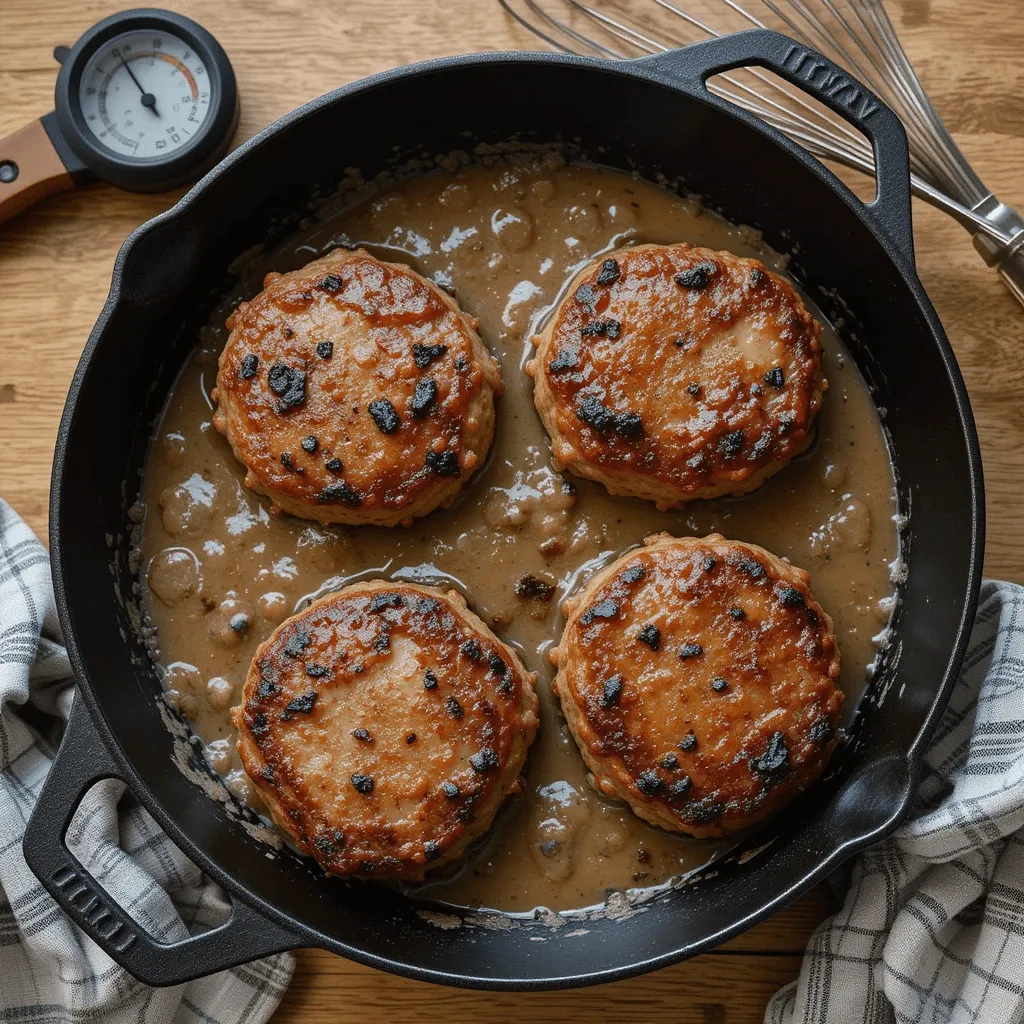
[139,154,899,912]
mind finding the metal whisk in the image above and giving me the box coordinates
[499,0,1024,308]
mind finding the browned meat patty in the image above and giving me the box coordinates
[232,580,539,880]
[212,248,501,526]
[527,244,826,507]
[550,533,842,837]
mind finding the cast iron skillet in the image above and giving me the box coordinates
[22,28,984,989]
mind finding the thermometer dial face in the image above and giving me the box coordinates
[77,29,212,160]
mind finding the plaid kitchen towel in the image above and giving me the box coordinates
[767,581,1024,1024]
[0,499,294,1023]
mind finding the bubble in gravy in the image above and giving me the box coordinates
[148,548,201,605]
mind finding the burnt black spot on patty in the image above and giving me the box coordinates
[637,624,661,650]
[413,343,448,369]
[368,398,400,434]
[596,258,621,286]
[636,770,664,795]
[580,598,619,625]
[575,396,644,439]
[777,586,806,608]
[737,557,766,581]
[549,348,580,374]
[669,776,692,800]
[720,429,745,458]
[581,318,621,340]
[283,630,311,657]
[678,731,698,751]
[425,449,460,477]
[267,364,306,412]
[470,747,499,773]
[575,283,597,312]
[411,378,438,417]
[281,690,318,720]
[351,773,374,794]
[750,731,790,788]
[675,261,717,290]
[600,674,623,708]
[317,481,362,506]
[686,798,725,824]
[620,564,646,584]
[370,591,404,612]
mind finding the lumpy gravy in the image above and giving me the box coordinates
[140,155,898,912]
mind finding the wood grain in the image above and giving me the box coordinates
[0,1,1020,1020]
[272,950,808,1024]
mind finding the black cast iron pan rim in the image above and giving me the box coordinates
[46,32,986,988]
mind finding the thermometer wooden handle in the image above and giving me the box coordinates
[0,118,76,225]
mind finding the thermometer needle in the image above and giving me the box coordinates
[115,49,159,117]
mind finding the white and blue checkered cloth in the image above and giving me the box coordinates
[0,500,293,1023]
[767,581,1024,1023]
[3,492,1024,1023]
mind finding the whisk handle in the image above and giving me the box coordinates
[636,28,914,266]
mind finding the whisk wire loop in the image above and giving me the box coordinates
[497,0,1024,307]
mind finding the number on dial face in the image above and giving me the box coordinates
[78,29,211,159]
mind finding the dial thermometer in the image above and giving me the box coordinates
[0,9,238,224]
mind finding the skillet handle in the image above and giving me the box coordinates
[636,28,915,266]
[22,698,301,987]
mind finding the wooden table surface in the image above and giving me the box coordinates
[2,0,1022,1020]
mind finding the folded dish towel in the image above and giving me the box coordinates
[0,500,293,1023]
[767,581,1024,1023]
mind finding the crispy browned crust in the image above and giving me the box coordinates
[550,533,842,838]
[231,581,539,880]
[527,244,826,508]
[212,248,502,527]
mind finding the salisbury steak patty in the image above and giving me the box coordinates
[212,248,501,526]
[232,580,539,879]
[527,244,826,507]
[550,533,842,837]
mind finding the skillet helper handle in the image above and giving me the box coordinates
[638,28,915,267]
[22,698,301,987]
